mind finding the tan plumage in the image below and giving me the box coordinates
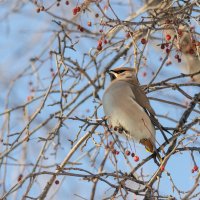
[102,67,166,153]
[164,25,200,83]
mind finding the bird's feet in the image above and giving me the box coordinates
[113,125,128,134]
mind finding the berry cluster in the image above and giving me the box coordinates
[97,38,108,51]
[160,43,171,55]
[141,38,147,45]
[36,6,45,13]
[77,24,84,32]
[192,165,198,173]
[125,150,139,162]
[73,6,81,15]
[174,54,181,63]
[107,141,120,155]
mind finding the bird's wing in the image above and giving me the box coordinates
[129,83,170,142]
[129,84,156,116]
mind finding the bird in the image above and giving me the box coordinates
[164,25,200,83]
[102,67,169,154]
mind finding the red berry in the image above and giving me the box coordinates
[36,7,40,13]
[65,1,69,5]
[18,174,23,182]
[80,26,84,32]
[166,48,170,54]
[134,156,139,162]
[160,166,165,171]
[113,126,118,131]
[178,29,183,36]
[77,6,81,12]
[98,40,102,46]
[142,71,147,77]
[104,39,108,44]
[161,44,165,49]
[166,34,171,41]
[141,38,147,45]
[131,152,135,157]
[55,180,59,184]
[95,13,99,18]
[73,7,78,15]
[97,45,102,51]
[175,54,179,59]
[193,165,198,171]
[27,95,33,102]
[87,21,92,27]
[116,151,120,155]
[125,150,130,156]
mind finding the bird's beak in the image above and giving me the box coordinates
[107,70,117,81]
[107,70,113,75]
[106,69,112,74]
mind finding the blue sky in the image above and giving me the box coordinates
[0,1,200,199]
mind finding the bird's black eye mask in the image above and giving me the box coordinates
[111,70,126,74]
[108,70,126,81]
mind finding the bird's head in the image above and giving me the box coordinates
[107,67,137,82]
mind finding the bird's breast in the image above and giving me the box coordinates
[102,81,155,142]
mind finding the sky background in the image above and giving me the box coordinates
[0,0,200,199]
